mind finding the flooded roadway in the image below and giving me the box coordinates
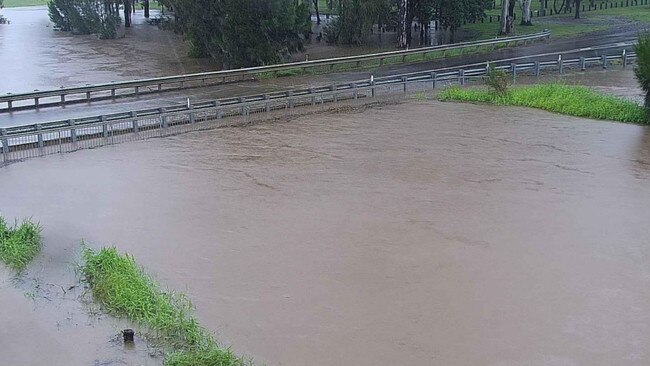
[1,99,650,365]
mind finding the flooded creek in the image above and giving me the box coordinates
[1,100,650,365]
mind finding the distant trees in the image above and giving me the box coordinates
[160,0,311,68]
[48,0,120,38]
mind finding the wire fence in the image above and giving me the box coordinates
[0,48,638,167]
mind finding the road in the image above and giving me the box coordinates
[0,27,641,128]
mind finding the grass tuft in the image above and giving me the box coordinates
[0,217,42,271]
[438,83,648,124]
[81,246,246,365]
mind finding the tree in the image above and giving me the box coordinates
[520,0,532,26]
[313,0,320,24]
[48,0,119,38]
[574,0,581,19]
[500,0,509,34]
[635,33,650,120]
[324,0,386,45]
[397,0,408,48]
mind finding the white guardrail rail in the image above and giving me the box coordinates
[0,31,550,112]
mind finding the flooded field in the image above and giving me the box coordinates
[1,100,650,365]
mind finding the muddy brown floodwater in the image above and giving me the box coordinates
[1,100,650,365]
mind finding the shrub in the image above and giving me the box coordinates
[0,217,42,271]
[635,32,650,120]
[483,63,509,96]
[48,0,119,38]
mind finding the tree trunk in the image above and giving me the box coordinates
[574,0,581,18]
[144,0,149,18]
[500,0,509,34]
[520,0,532,25]
[124,0,131,27]
[397,0,408,48]
[313,0,320,24]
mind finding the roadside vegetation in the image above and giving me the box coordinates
[81,246,247,365]
[439,83,647,124]
[0,216,42,271]
[635,32,650,118]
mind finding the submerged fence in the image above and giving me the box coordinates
[0,47,637,166]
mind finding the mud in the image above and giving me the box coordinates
[1,99,650,365]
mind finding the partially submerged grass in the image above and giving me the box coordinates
[81,246,246,365]
[0,217,42,271]
[438,83,648,124]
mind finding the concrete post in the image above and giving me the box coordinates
[458,70,465,86]
[534,61,541,77]
[601,54,607,69]
[580,57,586,71]
[511,63,517,81]
[558,55,563,74]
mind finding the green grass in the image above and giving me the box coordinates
[2,0,48,7]
[438,83,648,124]
[0,217,42,271]
[81,246,246,365]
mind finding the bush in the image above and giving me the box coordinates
[0,217,42,271]
[635,32,650,120]
[48,0,119,38]
[483,63,509,96]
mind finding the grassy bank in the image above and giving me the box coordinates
[438,84,647,124]
[81,246,246,365]
[0,217,42,271]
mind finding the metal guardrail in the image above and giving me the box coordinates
[0,31,550,112]
[0,46,635,166]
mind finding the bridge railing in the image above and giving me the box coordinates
[0,31,550,112]
[0,46,635,166]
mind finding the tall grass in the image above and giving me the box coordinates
[635,32,650,118]
[0,217,42,271]
[81,246,246,365]
[438,84,648,124]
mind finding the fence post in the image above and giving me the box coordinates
[458,70,465,86]
[69,119,77,146]
[101,116,108,139]
[431,72,437,89]
[6,100,12,111]
[159,107,168,135]
[36,124,43,153]
[189,104,196,124]
[622,49,628,69]
[309,88,316,105]
[534,61,541,77]
[131,111,139,133]
[402,77,408,92]
[580,56,586,71]
[558,54,563,74]
[511,63,517,81]
[351,83,358,99]
[601,54,607,69]
[239,97,246,115]
[330,85,337,103]
[0,128,7,162]
[371,81,376,97]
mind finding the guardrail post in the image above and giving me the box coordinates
[61,94,66,106]
[309,88,316,105]
[1,129,7,162]
[534,61,541,77]
[601,54,607,69]
[135,86,140,96]
[239,97,246,115]
[580,57,586,71]
[622,49,628,69]
[36,124,43,153]
[371,81,376,97]
[34,97,39,108]
[330,85,337,103]
[6,99,12,111]
[558,55,563,74]
[511,63,517,81]
[101,116,108,138]
[131,111,139,133]
[189,105,196,124]
[69,119,77,145]
[458,70,465,86]
[402,77,408,92]
[264,95,271,113]
[111,88,116,98]
[287,92,294,108]
[351,83,358,99]
[213,101,222,120]
[86,91,91,101]
[431,72,437,89]
[159,108,168,133]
